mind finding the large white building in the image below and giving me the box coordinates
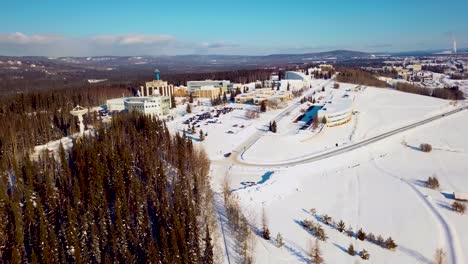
[106,98,126,111]
[283,71,311,90]
[317,94,354,127]
[187,80,233,92]
[124,94,170,117]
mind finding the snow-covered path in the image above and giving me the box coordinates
[371,158,465,264]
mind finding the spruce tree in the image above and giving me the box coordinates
[202,227,214,264]
[276,233,284,248]
[337,220,345,233]
[261,208,270,240]
[199,130,205,141]
[309,239,324,264]
[347,244,355,256]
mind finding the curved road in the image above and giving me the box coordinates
[220,105,467,168]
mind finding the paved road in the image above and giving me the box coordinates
[221,104,467,168]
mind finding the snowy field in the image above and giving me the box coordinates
[241,85,455,164]
[212,109,468,264]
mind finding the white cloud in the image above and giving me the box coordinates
[91,34,174,46]
[201,41,239,49]
[0,32,61,45]
[0,32,246,56]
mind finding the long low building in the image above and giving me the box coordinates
[187,80,233,92]
[106,98,125,111]
[317,94,354,127]
[235,88,292,104]
[124,94,170,117]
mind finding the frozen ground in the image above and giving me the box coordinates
[242,85,454,163]
[212,109,468,264]
[167,79,332,160]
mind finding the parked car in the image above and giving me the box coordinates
[224,152,232,158]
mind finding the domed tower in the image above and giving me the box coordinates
[154,69,161,81]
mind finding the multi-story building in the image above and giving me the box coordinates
[124,94,171,117]
[143,80,174,97]
[140,69,174,97]
[193,85,227,99]
[187,80,233,92]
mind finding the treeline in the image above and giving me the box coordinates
[336,69,388,88]
[394,82,464,100]
[0,112,215,263]
[336,68,464,100]
[0,85,132,166]
[164,69,274,86]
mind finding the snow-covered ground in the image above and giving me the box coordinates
[211,108,468,264]
[167,79,332,160]
[242,85,454,164]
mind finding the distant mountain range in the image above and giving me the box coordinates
[1,49,465,86]
[0,50,378,78]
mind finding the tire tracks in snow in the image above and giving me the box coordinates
[370,157,464,264]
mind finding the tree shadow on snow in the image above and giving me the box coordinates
[435,201,453,212]
[413,179,428,188]
[406,144,422,152]
[283,244,310,263]
[253,222,309,263]
[398,246,432,264]
[333,243,349,255]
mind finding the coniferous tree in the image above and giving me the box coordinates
[312,116,320,130]
[357,228,366,241]
[202,227,214,264]
[309,239,324,264]
[337,220,346,233]
[385,237,397,250]
[199,130,205,141]
[0,112,214,263]
[171,94,176,108]
[261,208,270,240]
[276,233,284,248]
[260,101,267,112]
[347,244,355,256]
[360,249,370,260]
[434,248,447,264]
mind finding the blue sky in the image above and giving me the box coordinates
[1,0,467,56]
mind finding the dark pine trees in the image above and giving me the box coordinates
[0,112,214,263]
